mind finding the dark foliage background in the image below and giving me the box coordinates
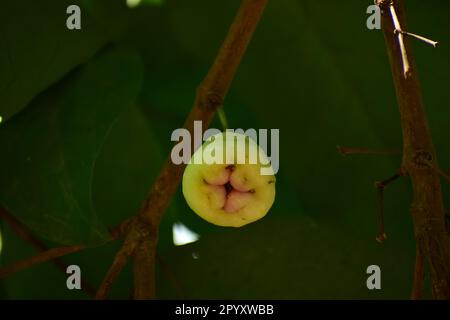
[0,0,449,299]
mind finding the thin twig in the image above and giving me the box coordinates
[0,207,129,296]
[95,243,134,299]
[389,3,411,78]
[337,146,401,156]
[95,217,142,299]
[394,29,439,48]
[0,245,84,279]
[411,245,425,299]
[132,237,155,300]
[0,208,48,252]
[0,207,97,296]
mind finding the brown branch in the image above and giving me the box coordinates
[0,207,48,252]
[138,0,269,228]
[394,29,439,48]
[95,0,269,300]
[132,237,155,299]
[0,207,128,297]
[95,217,142,299]
[133,0,269,299]
[0,245,84,279]
[0,207,96,297]
[375,172,404,243]
[379,0,450,298]
[411,244,425,299]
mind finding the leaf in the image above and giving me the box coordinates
[92,104,164,230]
[0,104,168,299]
[0,0,117,122]
[0,223,90,299]
[0,219,137,299]
[157,216,417,299]
[0,48,144,245]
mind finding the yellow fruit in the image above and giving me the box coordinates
[182,132,276,227]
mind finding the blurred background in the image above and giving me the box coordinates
[0,0,449,299]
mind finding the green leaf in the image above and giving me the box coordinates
[0,0,114,122]
[0,220,136,299]
[0,48,144,245]
[0,223,90,299]
[0,104,167,299]
[157,216,416,299]
[92,104,163,229]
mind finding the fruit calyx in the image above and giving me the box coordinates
[203,165,255,213]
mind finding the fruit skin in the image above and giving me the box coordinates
[182,132,276,227]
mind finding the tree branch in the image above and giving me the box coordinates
[411,244,425,299]
[394,29,439,48]
[138,0,269,227]
[95,216,143,299]
[95,0,269,300]
[0,207,97,296]
[132,237,155,299]
[0,207,127,297]
[134,0,268,299]
[0,245,84,279]
[375,172,404,243]
[379,0,450,298]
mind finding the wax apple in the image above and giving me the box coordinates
[182,132,276,227]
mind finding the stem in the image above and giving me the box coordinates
[97,0,269,299]
[0,208,96,297]
[0,207,129,297]
[394,29,439,48]
[132,237,155,299]
[217,107,229,130]
[0,245,84,279]
[95,217,142,299]
[380,0,450,298]
[135,0,268,298]
[389,4,411,77]
[411,245,425,299]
